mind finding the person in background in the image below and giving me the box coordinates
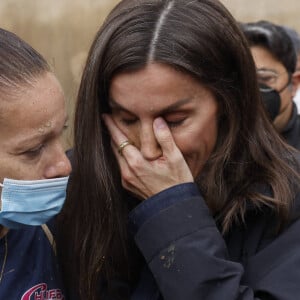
[58,1,300,299]
[282,25,300,113]
[0,28,71,299]
[241,20,300,150]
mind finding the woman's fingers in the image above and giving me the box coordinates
[102,114,134,155]
[153,117,179,157]
[103,114,193,199]
[103,114,143,161]
[111,140,149,199]
[102,114,126,143]
[103,114,150,196]
[105,117,138,182]
[153,117,194,183]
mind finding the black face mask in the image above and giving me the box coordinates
[259,83,281,121]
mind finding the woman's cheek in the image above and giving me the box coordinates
[183,152,204,178]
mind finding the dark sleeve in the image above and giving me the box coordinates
[129,183,300,300]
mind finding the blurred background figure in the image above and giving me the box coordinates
[282,25,300,113]
[241,20,300,150]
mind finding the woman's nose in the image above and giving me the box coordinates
[44,145,72,179]
[139,125,162,161]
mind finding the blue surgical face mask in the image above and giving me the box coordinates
[0,176,69,229]
[260,84,281,121]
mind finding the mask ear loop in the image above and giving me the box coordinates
[41,224,57,255]
[278,73,292,93]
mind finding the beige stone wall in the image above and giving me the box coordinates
[1,0,299,147]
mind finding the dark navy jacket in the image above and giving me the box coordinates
[0,221,66,299]
[124,181,300,300]
[282,103,300,150]
[65,149,300,300]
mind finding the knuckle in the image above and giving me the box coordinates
[128,156,143,170]
[121,179,130,190]
[121,169,133,182]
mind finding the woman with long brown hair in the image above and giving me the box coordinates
[59,0,300,299]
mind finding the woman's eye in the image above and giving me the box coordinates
[111,110,137,126]
[24,145,44,158]
[120,118,137,126]
[165,118,186,128]
[258,75,275,85]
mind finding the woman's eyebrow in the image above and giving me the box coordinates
[109,97,192,115]
[160,98,192,114]
[108,98,133,114]
[12,115,69,152]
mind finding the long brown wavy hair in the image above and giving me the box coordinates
[57,0,300,299]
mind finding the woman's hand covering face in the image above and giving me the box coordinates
[103,114,193,200]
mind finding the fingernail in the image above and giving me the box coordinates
[154,117,166,129]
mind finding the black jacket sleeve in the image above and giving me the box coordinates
[129,183,300,300]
